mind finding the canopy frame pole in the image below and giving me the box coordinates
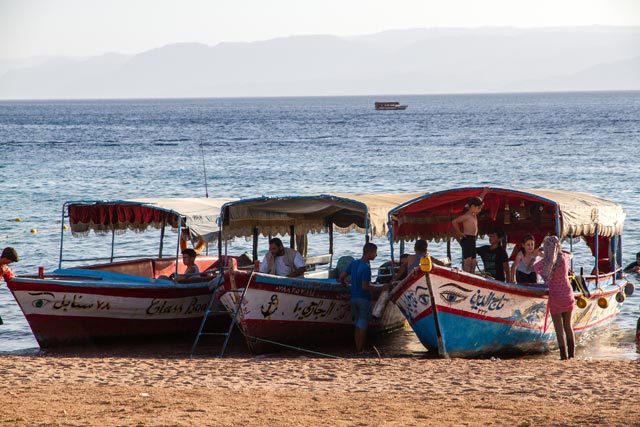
[252,227,259,263]
[175,218,183,277]
[158,214,166,258]
[569,231,574,272]
[290,225,295,249]
[328,221,334,255]
[110,228,116,263]
[594,225,599,288]
[59,203,67,269]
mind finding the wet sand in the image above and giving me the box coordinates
[1,340,639,427]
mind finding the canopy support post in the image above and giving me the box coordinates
[110,229,115,263]
[158,214,166,258]
[252,227,259,263]
[290,225,295,249]
[328,221,334,255]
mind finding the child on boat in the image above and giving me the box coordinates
[534,236,575,360]
[452,187,490,273]
[510,234,542,284]
[0,247,19,284]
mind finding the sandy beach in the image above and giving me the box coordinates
[1,351,639,427]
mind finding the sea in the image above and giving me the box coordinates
[1,91,639,359]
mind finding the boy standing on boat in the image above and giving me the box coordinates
[339,242,390,353]
[452,187,490,273]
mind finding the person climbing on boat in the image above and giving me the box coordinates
[259,237,306,278]
[534,235,575,360]
[0,247,19,284]
[452,186,490,273]
[339,242,390,353]
[477,228,509,282]
[510,234,541,284]
[393,239,428,281]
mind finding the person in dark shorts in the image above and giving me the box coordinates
[452,187,490,273]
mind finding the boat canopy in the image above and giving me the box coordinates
[221,193,425,239]
[389,188,626,244]
[67,198,236,243]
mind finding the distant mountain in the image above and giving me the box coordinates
[0,26,638,99]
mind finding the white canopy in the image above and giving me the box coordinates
[222,193,425,239]
[520,189,626,238]
[68,197,236,242]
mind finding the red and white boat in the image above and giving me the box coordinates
[7,198,234,347]
[216,193,423,353]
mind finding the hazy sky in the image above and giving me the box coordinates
[1,0,639,59]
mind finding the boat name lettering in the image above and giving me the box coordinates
[96,300,111,310]
[292,300,336,320]
[184,298,207,315]
[469,290,508,312]
[52,294,94,311]
[273,285,324,298]
[146,299,184,316]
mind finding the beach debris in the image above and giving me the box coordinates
[139,392,150,397]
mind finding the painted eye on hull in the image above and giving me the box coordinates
[440,290,467,305]
[417,293,429,305]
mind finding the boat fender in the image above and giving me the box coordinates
[576,295,588,309]
[372,289,390,319]
[597,297,609,309]
[624,282,635,297]
[419,256,432,273]
[615,292,625,303]
[179,236,206,254]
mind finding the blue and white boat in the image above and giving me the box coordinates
[388,187,634,358]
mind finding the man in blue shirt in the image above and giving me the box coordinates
[339,242,389,353]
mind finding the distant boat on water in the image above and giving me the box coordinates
[375,101,407,110]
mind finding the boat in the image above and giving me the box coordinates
[375,101,407,110]
[215,193,424,353]
[7,197,236,347]
[388,187,635,358]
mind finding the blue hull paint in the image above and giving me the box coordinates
[393,265,626,358]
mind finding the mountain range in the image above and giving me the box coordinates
[1,26,638,99]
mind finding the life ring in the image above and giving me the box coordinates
[180,236,207,254]
[624,282,635,297]
[576,295,588,309]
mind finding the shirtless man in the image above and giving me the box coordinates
[452,187,490,273]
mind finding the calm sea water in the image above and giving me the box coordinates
[1,92,639,358]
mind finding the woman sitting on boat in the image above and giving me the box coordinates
[510,234,541,284]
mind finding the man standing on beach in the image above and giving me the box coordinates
[339,242,389,353]
[0,247,19,284]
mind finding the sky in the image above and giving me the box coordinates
[1,0,639,59]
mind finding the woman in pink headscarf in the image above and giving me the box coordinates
[534,235,575,360]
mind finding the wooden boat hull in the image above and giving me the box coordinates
[8,269,227,347]
[390,264,627,358]
[220,271,406,353]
